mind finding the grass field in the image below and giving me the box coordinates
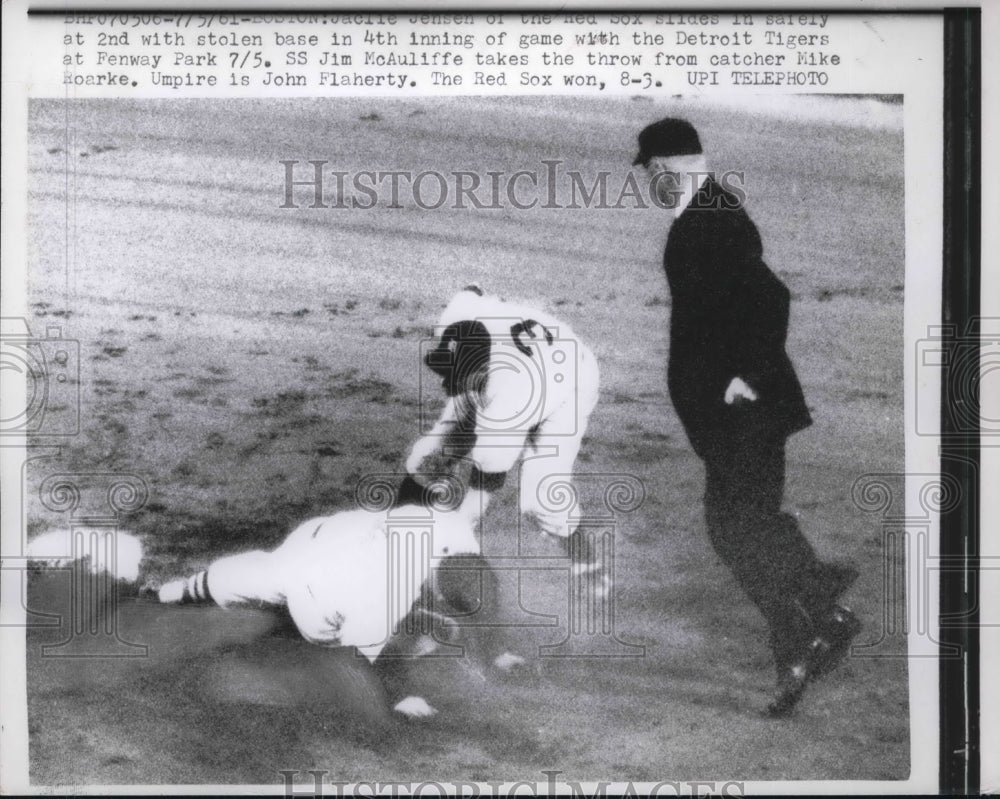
[22,96,906,786]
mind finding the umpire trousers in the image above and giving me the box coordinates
[702,426,840,669]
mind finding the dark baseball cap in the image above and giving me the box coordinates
[632,118,702,166]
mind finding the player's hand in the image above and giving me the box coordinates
[405,436,442,477]
[724,377,758,405]
[410,452,463,489]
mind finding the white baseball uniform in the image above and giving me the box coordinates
[409,289,600,539]
[176,500,482,662]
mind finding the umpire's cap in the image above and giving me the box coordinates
[632,118,702,167]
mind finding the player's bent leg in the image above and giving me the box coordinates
[521,461,612,598]
[519,469,575,541]
[562,527,613,601]
[519,455,615,600]
[516,420,587,541]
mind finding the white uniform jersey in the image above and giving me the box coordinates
[205,501,481,662]
[412,288,600,538]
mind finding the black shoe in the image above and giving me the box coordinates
[825,562,860,598]
[808,561,859,614]
[766,661,809,718]
[808,605,862,681]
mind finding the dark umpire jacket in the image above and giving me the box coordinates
[664,175,812,459]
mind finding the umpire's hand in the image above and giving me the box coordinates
[724,377,759,405]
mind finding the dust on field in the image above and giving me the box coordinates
[23,97,907,785]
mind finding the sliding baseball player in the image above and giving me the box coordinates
[156,479,509,718]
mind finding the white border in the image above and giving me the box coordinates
[1,0,993,795]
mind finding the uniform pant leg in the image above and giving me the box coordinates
[206,550,287,609]
[517,349,599,539]
[203,518,323,609]
[518,429,583,539]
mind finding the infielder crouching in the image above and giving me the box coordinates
[398,286,606,592]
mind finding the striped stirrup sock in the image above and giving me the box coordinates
[158,570,212,604]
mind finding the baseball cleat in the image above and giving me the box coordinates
[157,579,188,604]
[825,562,860,602]
[493,651,526,673]
[765,605,861,718]
[766,662,809,718]
[393,696,438,719]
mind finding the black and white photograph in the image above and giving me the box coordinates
[0,5,989,795]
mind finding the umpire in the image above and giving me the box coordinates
[634,117,861,716]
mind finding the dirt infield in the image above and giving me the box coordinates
[23,97,906,786]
